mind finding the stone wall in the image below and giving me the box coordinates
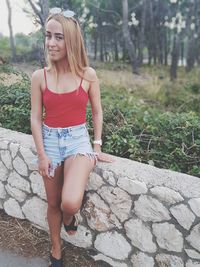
[0,126,200,267]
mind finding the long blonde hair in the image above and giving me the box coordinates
[45,13,89,79]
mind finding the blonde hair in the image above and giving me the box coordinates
[45,13,89,79]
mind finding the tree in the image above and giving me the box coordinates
[122,0,139,73]
[6,0,16,61]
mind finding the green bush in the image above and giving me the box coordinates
[0,70,31,134]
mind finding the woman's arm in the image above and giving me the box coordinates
[30,69,51,176]
[87,67,114,162]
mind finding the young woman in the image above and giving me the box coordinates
[30,8,113,267]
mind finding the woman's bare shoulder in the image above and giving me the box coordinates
[31,68,44,81]
[83,67,98,81]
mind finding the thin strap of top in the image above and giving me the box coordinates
[79,77,83,87]
[44,68,47,88]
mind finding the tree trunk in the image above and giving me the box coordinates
[6,0,16,62]
[122,0,139,73]
[170,33,180,80]
[138,0,146,66]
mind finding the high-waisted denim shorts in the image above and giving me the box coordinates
[42,123,97,176]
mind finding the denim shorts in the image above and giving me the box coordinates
[42,123,97,176]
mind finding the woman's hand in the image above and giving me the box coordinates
[38,154,52,178]
[96,151,115,163]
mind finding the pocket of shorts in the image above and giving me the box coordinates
[70,126,88,139]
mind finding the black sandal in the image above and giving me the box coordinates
[63,215,78,233]
[49,253,62,267]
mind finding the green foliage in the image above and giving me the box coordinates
[0,36,11,60]
[0,68,31,134]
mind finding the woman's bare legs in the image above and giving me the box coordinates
[62,155,95,235]
[42,165,63,259]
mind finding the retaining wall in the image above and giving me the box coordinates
[0,127,200,267]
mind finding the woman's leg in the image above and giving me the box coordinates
[42,165,63,259]
[62,155,95,235]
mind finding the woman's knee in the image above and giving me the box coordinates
[61,198,81,215]
[47,199,61,212]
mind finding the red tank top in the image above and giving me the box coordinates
[42,69,89,127]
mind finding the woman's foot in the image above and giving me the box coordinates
[49,252,62,267]
[63,214,78,235]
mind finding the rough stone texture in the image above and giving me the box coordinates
[4,198,25,219]
[170,204,195,230]
[117,177,147,195]
[22,197,47,229]
[13,156,28,176]
[62,225,92,248]
[7,171,30,193]
[85,172,105,191]
[98,186,132,222]
[124,218,156,253]
[0,150,12,169]
[186,223,200,252]
[186,260,200,267]
[0,140,8,149]
[134,195,171,222]
[153,222,183,252]
[94,232,131,260]
[188,198,200,217]
[155,254,184,267]
[83,192,121,231]
[20,147,37,171]
[185,249,200,260]
[102,170,116,186]
[97,158,200,198]
[92,254,128,267]
[131,252,154,267]
[150,186,184,204]
[29,171,46,200]
[0,182,6,199]
[10,143,19,158]
[5,184,26,202]
[0,161,9,181]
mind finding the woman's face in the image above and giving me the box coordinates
[45,19,67,62]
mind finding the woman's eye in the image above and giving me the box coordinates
[45,34,51,39]
[56,36,63,40]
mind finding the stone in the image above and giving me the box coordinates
[134,195,171,222]
[155,254,184,267]
[19,147,38,171]
[186,223,200,252]
[98,186,132,222]
[124,218,156,253]
[94,231,131,260]
[83,192,121,231]
[0,140,8,149]
[0,150,12,169]
[7,171,31,193]
[4,198,24,219]
[170,204,195,230]
[188,198,200,217]
[0,201,3,209]
[29,171,46,200]
[152,222,183,252]
[92,254,128,267]
[102,170,116,186]
[117,177,147,195]
[186,260,200,267]
[10,143,19,158]
[0,182,6,199]
[13,156,28,176]
[150,186,184,204]
[61,225,92,248]
[22,197,48,229]
[5,184,26,202]
[0,161,9,181]
[85,172,105,191]
[185,249,200,260]
[131,252,154,267]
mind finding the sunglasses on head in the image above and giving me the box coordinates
[49,7,75,18]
